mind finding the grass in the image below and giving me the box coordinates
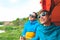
[0,26,24,40]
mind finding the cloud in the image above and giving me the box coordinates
[0,0,42,21]
[9,0,18,3]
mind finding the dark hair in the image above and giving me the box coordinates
[40,10,50,15]
[33,12,38,18]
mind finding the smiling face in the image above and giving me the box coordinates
[29,12,37,21]
[39,11,50,24]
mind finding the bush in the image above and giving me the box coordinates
[0,26,24,40]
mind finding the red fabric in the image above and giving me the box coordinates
[54,0,60,5]
[51,3,60,26]
[43,0,46,10]
[40,0,51,11]
[40,0,60,25]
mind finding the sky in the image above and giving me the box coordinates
[0,0,42,21]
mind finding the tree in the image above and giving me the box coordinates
[12,18,20,26]
[12,17,29,26]
[0,22,4,25]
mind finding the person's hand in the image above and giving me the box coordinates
[20,36,25,40]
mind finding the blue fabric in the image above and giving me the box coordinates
[32,23,60,40]
[22,20,40,37]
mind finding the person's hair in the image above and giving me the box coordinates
[39,10,50,15]
[33,12,38,18]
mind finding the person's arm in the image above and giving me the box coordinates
[20,24,27,40]
[22,24,27,37]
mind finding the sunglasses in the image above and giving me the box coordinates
[38,12,47,18]
[29,14,36,18]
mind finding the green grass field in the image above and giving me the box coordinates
[0,26,23,40]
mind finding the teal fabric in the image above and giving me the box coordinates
[22,20,39,37]
[32,23,60,40]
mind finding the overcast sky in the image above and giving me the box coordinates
[0,0,42,21]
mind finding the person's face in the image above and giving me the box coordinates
[39,12,50,24]
[29,13,36,21]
